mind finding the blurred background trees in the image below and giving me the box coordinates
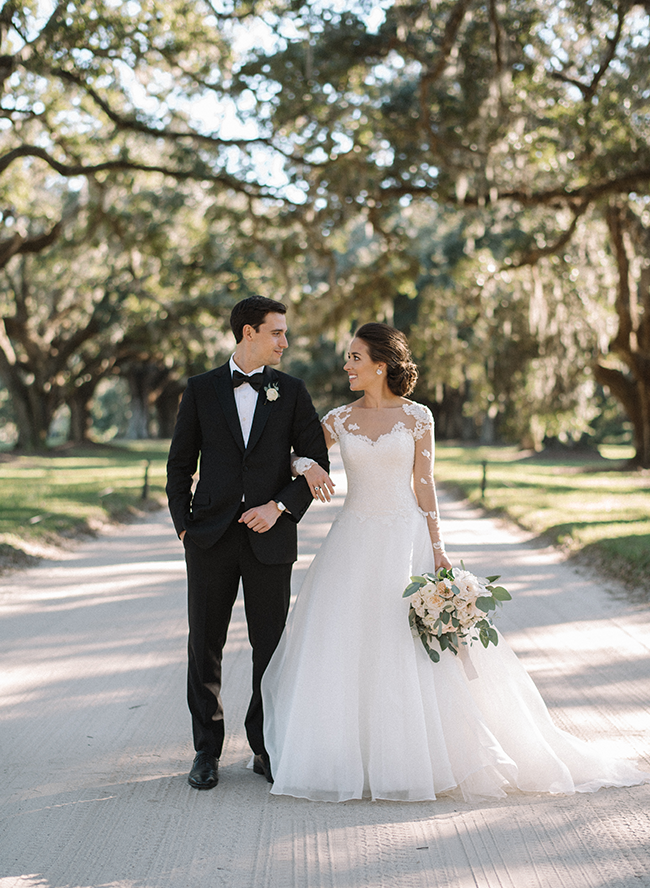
[1,0,649,464]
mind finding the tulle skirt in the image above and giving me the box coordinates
[262,507,648,802]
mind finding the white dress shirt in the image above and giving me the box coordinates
[229,354,264,447]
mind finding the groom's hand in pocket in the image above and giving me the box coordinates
[239,501,283,533]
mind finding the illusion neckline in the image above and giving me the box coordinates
[347,401,413,411]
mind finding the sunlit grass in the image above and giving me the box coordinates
[0,441,169,560]
[435,443,650,586]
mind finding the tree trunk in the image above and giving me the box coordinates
[67,394,93,444]
[126,392,150,439]
[155,379,185,438]
[122,363,165,439]
[428,383,474,441]
[0,361,58,450]
[593,363,650,467]
[594,201,650,468]
[479,411,497,445]
[65,374,104,444]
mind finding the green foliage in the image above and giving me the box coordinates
[0,168,241,446]
[0,0,304,446]
[2,0,650,458]
[230,0,650,458]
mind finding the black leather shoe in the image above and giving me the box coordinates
[253,753,273,784]
[188,751,219,789]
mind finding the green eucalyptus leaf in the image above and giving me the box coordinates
[421,634,440,663]
[476,595,496,612]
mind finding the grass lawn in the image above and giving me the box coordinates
[434,443,650,590]
[0,440,169,570]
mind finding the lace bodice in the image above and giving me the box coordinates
[319,402,444,549]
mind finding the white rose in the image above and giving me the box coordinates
[422,588,445,613]
[451,571,482,603]
[436,579,454,599]
[457,602,481,628]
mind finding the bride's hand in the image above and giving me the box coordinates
[434,549,452,571]
[304,464,335,502]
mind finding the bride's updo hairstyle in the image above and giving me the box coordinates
[354,323,418,397]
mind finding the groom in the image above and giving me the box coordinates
[166,296,329,790]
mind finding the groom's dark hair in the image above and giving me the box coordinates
[230,296,287,343]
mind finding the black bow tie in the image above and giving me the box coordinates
[233,370,264,392]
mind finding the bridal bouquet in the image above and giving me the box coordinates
[403,564,511,664]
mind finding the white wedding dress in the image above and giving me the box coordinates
[261,402,648,802]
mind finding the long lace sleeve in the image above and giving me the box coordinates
[410,406,445,552]
[291,454,316,476]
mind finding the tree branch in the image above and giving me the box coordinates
[418,0,473,135]
[381,165,650,207]
[509,202,589,268]
[0,144,275,196]
[47,65,319,167]
[21,62,334,172]
[489,0,505,75]
[605,200,634,354]
[0,220,64,269]
[549,1,627,102]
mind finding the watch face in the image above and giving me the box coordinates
[276,501,286,511]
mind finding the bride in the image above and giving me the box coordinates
[261,322,648,802]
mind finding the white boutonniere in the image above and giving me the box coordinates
[264,382,280,402]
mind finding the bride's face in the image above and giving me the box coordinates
[344,338,383,391]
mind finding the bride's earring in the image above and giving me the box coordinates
[376,368,382,375]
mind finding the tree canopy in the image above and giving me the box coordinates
[1,0,649,463]
[230,0,650,460]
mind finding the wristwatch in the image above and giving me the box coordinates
[274,500,287,513]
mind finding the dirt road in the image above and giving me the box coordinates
[1,452,649,887]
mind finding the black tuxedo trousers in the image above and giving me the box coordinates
[184,513,292,756]
[166,364,329,758]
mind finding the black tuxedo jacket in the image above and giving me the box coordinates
[166,363,329,564]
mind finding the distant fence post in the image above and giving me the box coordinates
[141,459,151,501]
[481,460,488,499]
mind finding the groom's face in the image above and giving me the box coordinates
[247,312,289,367]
